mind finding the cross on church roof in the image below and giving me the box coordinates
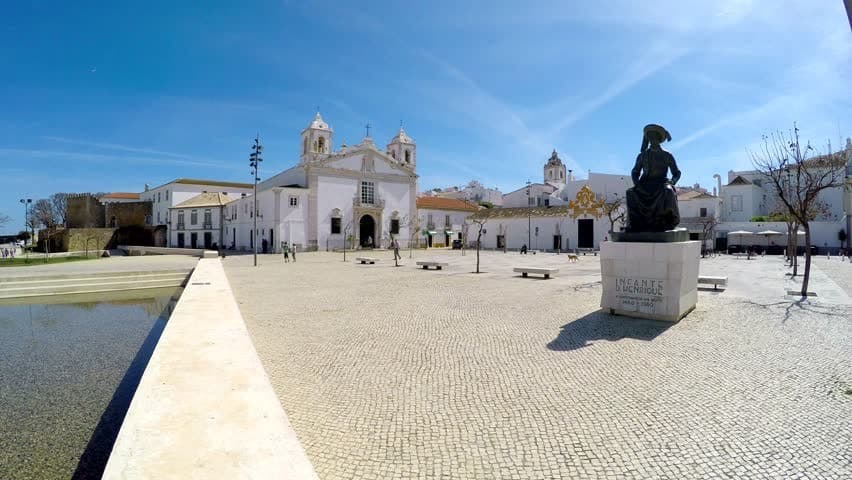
[365,122,371,138]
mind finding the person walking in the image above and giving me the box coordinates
[282,242,290,263]
[291,243,296,262]
[393,238,401,261]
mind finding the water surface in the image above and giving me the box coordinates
[0,290,178,479]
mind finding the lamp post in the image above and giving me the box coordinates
[526,180,532,250]
[19,198,31,261]
[249,135,263,267]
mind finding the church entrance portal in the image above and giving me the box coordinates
[578,219,594,249]
[359,214,376,248]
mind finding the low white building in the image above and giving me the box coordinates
[139,178,254,246]
[415,197,479,247]
[224,112,419,252]
[168,192,232,249]
[428,180,503,207]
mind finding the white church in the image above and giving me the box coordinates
[222,113,419,253]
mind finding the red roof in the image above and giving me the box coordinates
[101,192,140,199]
[416,197,480,212]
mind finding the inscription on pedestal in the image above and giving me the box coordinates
[614,277,665,313]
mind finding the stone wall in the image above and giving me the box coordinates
[65,228,117,252]
[105,201,151,228]
[67,194,105,228]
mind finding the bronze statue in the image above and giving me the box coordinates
[625,124,681,233]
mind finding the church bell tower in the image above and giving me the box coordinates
[300,112,333,164]
[544,149,567,186]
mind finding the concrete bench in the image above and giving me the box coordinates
[697,275,728,290]
[514,267,559,279]
[355,257,378,265]
[416,261,448,270]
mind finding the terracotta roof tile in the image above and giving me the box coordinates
[416,197,480,212]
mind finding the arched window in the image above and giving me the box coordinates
[549,170,553,179]
[391,151,396,159]
[313,140,318,152]
[404,150,411,163]
[303,138,308,154]
[318,136,326,153]
[560,170,564,179]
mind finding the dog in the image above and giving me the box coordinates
[567,254,578,263]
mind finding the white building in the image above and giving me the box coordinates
[139,178,254,246]
[716,139,852,251]
[223,112,419,252]
[168,192,232,249]
[415,197,479,247]
[428,180,503,206]
[470,153,633,251]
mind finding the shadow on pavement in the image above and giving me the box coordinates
[547,310,673,351]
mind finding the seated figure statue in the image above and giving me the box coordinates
[625,124,681,232]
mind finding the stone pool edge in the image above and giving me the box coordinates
[102,258,319,479]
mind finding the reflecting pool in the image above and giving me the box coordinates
[0,288,179,479]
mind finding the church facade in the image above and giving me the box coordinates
[223,113,419,252]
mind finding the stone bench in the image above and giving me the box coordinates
[416,261,448,270]
[697,275,728,290]
[355,257,378,265]
[513,267,559,279]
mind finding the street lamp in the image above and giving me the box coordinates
[19,198,31,260]
[249,135,263,267]
[526,179,532,250]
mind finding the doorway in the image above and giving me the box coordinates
[203,232,212,249]
[190,232,198,249]
[578,219,594,249]
[553,235,562,251]
[177,233,185,248]
[269,229,274,250]
[359,214,375,248]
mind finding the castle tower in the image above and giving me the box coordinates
[300,112,333,164]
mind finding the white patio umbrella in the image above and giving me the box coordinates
[727,230,753,248]
[756,229,783,248]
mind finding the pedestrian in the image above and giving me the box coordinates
[367,235,373,248]
[291,244,296,262]
[393,238,401,261]
[282,242,290,263]
[2,248,7,259]
[520,244,527,254]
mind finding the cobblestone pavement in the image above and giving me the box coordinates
[224,250,852,479]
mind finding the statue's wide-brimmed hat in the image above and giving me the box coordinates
[643,124,671,143]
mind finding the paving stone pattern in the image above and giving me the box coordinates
[224,250,852,479]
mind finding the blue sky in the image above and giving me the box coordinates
[1,1,851,234]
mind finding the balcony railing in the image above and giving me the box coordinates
[177,222,185,230]
[352,194,385,208]
[203,222,213,229]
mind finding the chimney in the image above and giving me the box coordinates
[568,169,574,181]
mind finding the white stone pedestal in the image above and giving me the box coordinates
[600,241,700,322]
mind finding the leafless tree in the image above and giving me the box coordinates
[31,199,56,229]
[697,216,720,257]
[0,213,9,230]
[751,124,846,295]
[407,215,421,259]
[467,217,488,273]
[50,193,68,227]
[602,195,626,234]
[342,217,353,262]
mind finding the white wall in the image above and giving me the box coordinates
[502,184,555,208]
[468,214,612,252]
[679,197,719,218]
[418,208,471,246]
[142,182,253,228]
[169,205,225,249]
